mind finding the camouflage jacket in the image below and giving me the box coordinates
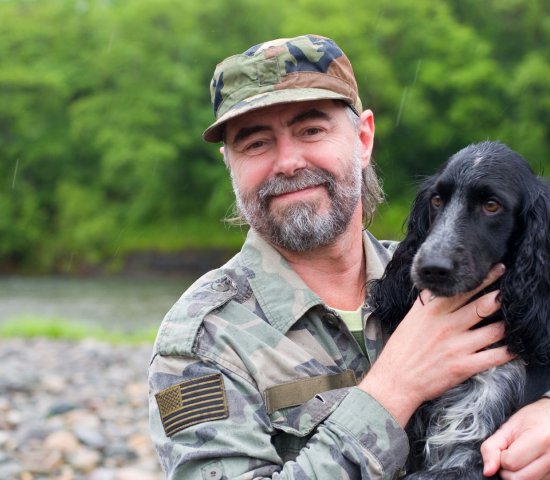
[148,229,407,480]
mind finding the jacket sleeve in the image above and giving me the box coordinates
[149,353,409,480]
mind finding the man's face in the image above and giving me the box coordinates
[224,100,370,251]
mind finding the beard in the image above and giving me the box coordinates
[231,144,363,252]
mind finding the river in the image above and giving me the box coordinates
[0,275,192,332]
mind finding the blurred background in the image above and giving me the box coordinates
[1,0,550,333]
[1,1,550,478]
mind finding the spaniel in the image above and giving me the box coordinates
[369,141,550,479]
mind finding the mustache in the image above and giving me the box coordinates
[256,169,336,203]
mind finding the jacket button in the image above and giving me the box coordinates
[323,313,338,326]
[202,465,222,479]
[211,279,230,292]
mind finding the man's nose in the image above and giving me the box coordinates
[272,136,307,177]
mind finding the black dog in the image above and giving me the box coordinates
[369,141,550,479]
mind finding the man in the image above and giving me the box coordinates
[149,35,550,479]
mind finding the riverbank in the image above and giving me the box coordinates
[0,338,163,480]
[0,275,189,333]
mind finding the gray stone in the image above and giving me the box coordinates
[47,401,81,416]
[0,338,163,480]
[74,426,106,450]
[0,461,23,479]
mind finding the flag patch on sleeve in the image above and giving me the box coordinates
[155,373,228,437]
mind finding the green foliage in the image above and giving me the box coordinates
[0,0,549,269]
[0,316,157,344]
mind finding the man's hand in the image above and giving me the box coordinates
[481,397,550,479]
[360,263,512,427]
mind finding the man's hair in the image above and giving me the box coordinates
[345,107,385,227]
[224,105,384,227]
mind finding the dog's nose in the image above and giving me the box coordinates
[419,256,454,283]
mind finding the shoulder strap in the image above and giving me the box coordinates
[155,275,238,357]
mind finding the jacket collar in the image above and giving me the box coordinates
[239,229,392,334]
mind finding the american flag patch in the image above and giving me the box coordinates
[155,373,228,437]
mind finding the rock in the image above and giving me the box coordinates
[115,467,161,480]
[125,381,148,407]
[88,467,117,480]
[41,373,68,393]
[103,443,139,466]
[0,338,163,479]
[4,408,22,428]
[74,425,106,449]
[0,379,34,394]
[0,397,10,411]
[68,447,102,473]
[47,401,81,416]
[57,466,77,480]
[15,424,57,447]
[20,448,64,473]
[65,409,102,429]
[128,432,155,457]
[44,430,81,453]
[0,431,10,449]
[0,462,23,479]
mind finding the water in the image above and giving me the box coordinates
[0,275,192,332]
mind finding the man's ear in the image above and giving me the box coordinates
[359,109,375,168]
[220,145,231,169]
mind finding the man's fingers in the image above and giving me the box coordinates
[500,455,550,480]
[458,263,506,313]
[446,263,506,312]
[474,344,514,369]
[481,426,511,476]
[416,263,505,316]
[459,290,502,329]
[479,263,506,289]
[500,427,550,472]
[499,457,550,480]
[482,406,550,479]
[473,262,506,293]
[466,321,507,353]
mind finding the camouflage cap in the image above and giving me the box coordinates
[203,34,362,143]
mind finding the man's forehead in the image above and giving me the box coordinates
[226,100,342,135]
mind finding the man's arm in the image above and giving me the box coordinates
[148,354,408,480]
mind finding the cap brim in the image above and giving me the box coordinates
[202,88,354,143]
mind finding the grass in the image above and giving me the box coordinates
[0,316,158,345]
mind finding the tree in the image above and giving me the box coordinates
[1,0,548,270]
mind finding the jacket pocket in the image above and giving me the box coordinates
[268,381,354,437]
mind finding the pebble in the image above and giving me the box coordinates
[0,338,163,480]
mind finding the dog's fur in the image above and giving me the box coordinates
[368,141,550,479]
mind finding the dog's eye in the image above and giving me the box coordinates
[430,195,444,209]
[483,200,502,214]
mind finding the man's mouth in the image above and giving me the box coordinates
[272,184,322,198]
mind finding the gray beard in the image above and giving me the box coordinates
[232,150,362,252]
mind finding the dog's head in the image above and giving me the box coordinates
[411,141,528,296]
[369,141,550,363]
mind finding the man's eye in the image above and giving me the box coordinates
[303,127,323,136]
[243,140,268,153]
[247,140,264,150]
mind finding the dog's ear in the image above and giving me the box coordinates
[501,179,550,365]
[369,177,435,333]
